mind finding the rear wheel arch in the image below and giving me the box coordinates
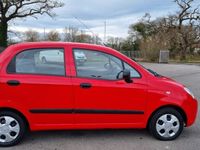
[147,105,187,128]
[0,107,30,130]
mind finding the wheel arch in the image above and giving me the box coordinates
[0,107,30,130]
[147,105,187,128]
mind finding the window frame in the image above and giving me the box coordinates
[7,48,67,77]
[72,48,141,81]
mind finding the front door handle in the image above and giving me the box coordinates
[80,83,92,89]
[7,80,20,86]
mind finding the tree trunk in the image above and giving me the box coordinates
[0,21,8,47]
[180,49,186,60]
[180,42,187,60]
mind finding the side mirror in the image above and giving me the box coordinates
[123,69,133,83]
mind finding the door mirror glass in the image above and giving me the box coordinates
[123,69,133,83]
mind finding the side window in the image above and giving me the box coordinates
[124,62,141,78]
[7,49,65,76]
[73,49,123,80]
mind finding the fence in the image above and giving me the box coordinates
[121,50,171,63]
[120,51,143,60]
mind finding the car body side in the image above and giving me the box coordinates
[0,42,198,131]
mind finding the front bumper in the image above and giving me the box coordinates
[185,98,198,127]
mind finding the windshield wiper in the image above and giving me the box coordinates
[147,69,162,77]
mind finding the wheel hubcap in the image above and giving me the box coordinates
[156,114,180,138]
[0,116,20,143]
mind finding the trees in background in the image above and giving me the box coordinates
[22,27,102,44]
[106,37,124,51]
[0,0,64,47]
[63,27,102,44]
[128,0,200,61]
[1,0,199,61]
[47,31,61,41]
[174,0,200,60]
[24,30,40,42]
[64,27,79,42]
[106,36,139,52]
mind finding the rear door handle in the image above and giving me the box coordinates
[80,83,92,89]
[7,80,20,86]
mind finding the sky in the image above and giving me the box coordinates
[8,0,196,41]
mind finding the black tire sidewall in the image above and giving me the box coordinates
[149,108,184,141]
[0,111,26,147]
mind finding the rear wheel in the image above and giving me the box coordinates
[0,111,26,147]
[148,108,184,141]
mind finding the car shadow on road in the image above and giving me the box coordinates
[24,129,151,143]
[7,129,197,150]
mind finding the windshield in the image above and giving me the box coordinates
[136,62,162,77]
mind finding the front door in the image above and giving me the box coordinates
[71,48,147,125]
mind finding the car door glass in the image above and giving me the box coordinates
[74,49,123,80]
[124,62,141,78]
[7,49,65,76]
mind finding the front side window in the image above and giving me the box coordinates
[73,49,123,80]
[124,62,141,78]
[7,49,65,76]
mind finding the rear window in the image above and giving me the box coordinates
[7,48,65,76]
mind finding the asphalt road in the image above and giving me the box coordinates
[2,63,200,150]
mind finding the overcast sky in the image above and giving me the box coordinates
[9,0,197,40]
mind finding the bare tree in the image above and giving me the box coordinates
[174,0,200,60]
[0,0,64,47]
[129,0,200,61]
[47,30,61,41]
[63,27,79,42]
[24,30,40,42]
[107,36,124,51]
[75,33,93,43]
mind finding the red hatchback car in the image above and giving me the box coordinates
[0,42,198,146]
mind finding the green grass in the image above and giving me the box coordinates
[169,55,200,64]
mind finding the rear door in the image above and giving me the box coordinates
[0,47,74,128]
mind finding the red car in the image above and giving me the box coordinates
[0,42,198,146]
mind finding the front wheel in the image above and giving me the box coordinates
[0,111,26,147]
[148,108,184,141]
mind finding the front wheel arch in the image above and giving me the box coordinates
[147,105,187,128]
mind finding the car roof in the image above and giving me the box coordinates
[11,42,108,50]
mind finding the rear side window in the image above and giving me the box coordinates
[7,49,65,76]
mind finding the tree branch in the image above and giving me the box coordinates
[2,0,64,21]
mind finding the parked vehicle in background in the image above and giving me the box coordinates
[39,50,87,65]
[74,51,87,65]
[0,42,198,146]
[39,50,64,64]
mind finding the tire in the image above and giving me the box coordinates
[0,111,26,147]
[41,57,47,64]
[148,107,184,141]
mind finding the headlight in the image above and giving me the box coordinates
[184,87,195,99]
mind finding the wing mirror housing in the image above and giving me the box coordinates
[123,69,133,83]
